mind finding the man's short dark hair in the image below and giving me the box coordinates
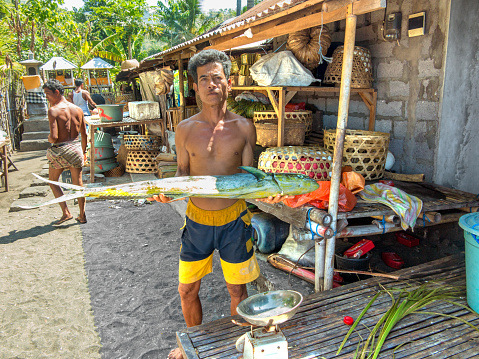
[43,79,64,95]
[74,78,84,87]
[188,49,231,84]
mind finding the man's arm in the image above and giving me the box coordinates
[66,91,73,103]
[149,121,190,203]
[47,108,58,143]
[240,117,256,168]
[82,90,97,109]
[79,108,87,154]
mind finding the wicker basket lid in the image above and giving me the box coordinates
[258,146,333,180]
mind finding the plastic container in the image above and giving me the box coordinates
[97,104,124,123]
[335,251,372,272]
[251,213,290,254]
[344,239,375,258]
[381,252,404,269]
[395,232,420,247]
[458,213,479,313]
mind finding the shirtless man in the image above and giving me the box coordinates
[43,79,87,225]
[151,50,286,359]
[67,78,97,116]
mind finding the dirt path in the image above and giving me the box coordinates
[0,151,101,358]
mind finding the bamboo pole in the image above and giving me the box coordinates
[178,53,185,122]
[322,6,357,292]
[278,88,285,146]
[315,236,326,291]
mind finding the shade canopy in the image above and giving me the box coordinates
[40,57,77,71]
[81,57,114,70]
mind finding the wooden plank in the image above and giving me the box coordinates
[177,331,200,359]
[209,0,385,51]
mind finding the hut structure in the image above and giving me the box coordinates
[40,57,77,89]
[81,57,114,93]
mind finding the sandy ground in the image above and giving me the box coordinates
[0,150,467,359]
[0,151,101,358]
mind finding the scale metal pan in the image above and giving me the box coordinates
[236,290,303,327]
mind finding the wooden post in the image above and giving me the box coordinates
[89,125,95,183]
[278,88,285,146]
[178,53,185,122]
[315,238,325,291]
[322,6,357,291]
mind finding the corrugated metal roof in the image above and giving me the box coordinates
[40,57,77,70]
[81,57,114,70]
[144,0,313,61]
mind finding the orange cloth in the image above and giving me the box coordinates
[21,75,41,90]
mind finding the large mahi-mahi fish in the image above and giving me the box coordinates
[20,166,319,209]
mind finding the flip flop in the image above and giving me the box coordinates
[75,216,87,224]
[53,215,73,226]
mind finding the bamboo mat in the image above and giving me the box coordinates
[177,253,479,358]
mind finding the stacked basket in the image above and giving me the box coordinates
[124,135,162,173]
[323,129,390,180]
[253,110,312,147]
[323,46,373,88]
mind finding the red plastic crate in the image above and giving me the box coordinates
[381,252,404,269]
[344,239,375,258]
[395,232,420,247]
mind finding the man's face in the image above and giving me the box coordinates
[43,88,59,105]
[193,62,231,106]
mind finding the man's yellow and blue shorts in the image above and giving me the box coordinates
[179,199,260,285]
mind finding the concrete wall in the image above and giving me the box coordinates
[294,0,450,182]
[434,0,479,193]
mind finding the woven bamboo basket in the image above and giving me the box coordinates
[287,26,331,71]
[166,106,200,131]
[253,111,313,135]
[323,46,373,88]
[324,129,390,180]
[126,150,160,173]
[123,135,161,151]
[258,146,333,180]
[254,121,306,147]
[104,165,125,177]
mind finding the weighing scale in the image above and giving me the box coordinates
[234,290,303,359]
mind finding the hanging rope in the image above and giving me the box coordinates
[318,10,333,65]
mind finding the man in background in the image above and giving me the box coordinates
[67,78,97,116]
[43,79,87,225]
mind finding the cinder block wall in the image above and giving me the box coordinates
[294,0,449,181]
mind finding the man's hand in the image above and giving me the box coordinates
[147,194,173,203]
[256,194,290,204]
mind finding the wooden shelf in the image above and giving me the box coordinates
[231,86,378,145]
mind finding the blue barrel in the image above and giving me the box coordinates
[251,213,290,254]
[458,213,479,313]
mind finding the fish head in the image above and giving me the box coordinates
[273,173,319,196]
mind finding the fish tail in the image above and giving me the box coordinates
[32,173,84,191]
[18,192,85,209]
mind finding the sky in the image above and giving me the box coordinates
[61,0,239,12]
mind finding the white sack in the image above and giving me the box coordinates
[250,51,320,87]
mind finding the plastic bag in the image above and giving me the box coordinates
[250,51,320,87]
[285,102,306,111]
[341,169,365,194]
[283,181,357,212]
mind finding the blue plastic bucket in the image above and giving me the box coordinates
[458,213,479,313]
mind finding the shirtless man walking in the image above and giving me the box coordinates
[67,78,97,116]
[43,79,87,225]
[151,50,285,359]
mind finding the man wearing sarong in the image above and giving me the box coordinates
[150,50,286,359]
[43,79,87,225]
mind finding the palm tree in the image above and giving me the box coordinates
[154,0,228,49]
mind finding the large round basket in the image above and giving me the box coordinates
[126,150,160,173]
[287,26,331,71]
[253,110,313,135]
[123,135,161,151]
[324,129,390,180]
[258,146,333,180]
[255,121,306,147]
[323,46,373,88]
